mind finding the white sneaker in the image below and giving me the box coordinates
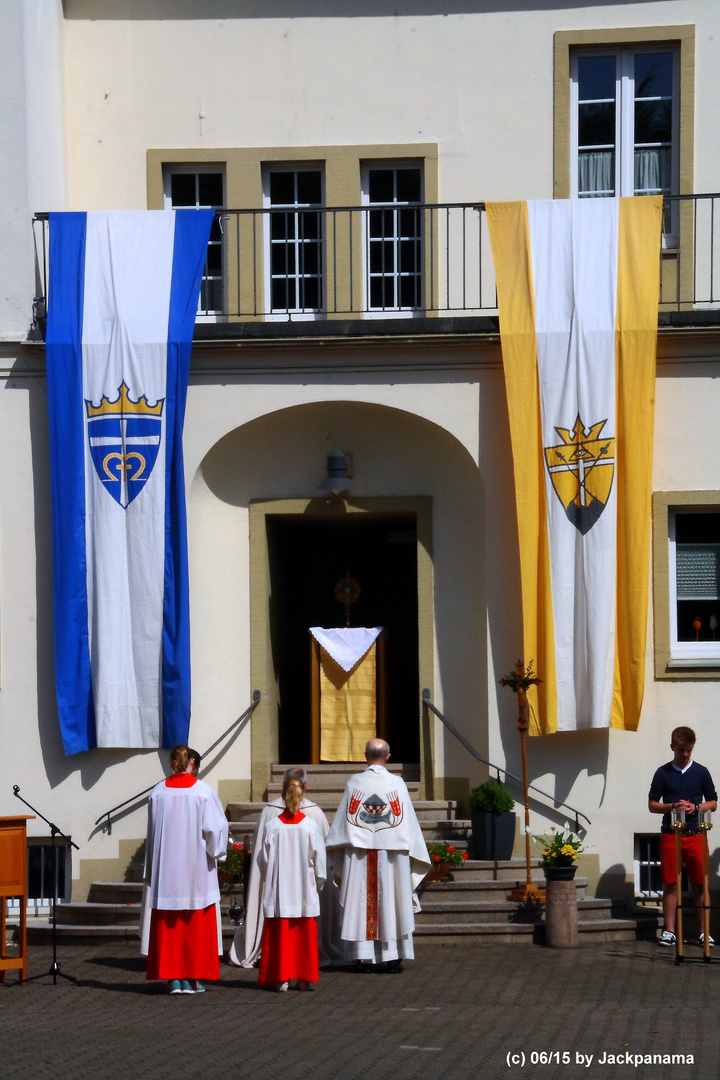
[698,932,715,947]
[658,930,677,947]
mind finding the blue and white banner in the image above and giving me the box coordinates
[46,210,213,754]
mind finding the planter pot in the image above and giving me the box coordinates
[471,811,516,861]
[424,862,454,884]
[542,865,577,881]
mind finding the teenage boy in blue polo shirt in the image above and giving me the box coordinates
[649,726,717,947]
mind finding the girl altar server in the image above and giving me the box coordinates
[257,775,327,991]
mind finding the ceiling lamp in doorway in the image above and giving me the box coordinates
[318,448,354,494]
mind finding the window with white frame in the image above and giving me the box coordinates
[571,48,677,233]
[163,167,225,315]
[263,166,324,316]
[362,163,423,313]
[668,508,720,664]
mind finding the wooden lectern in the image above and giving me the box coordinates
[0,815,34,984]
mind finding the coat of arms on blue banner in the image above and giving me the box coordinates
[85,382,164,508]
[544,415,615,536]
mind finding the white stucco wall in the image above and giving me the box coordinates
[60,1,720,211]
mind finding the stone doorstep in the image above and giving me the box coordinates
[268,762,420,780]
[266,779,422,797]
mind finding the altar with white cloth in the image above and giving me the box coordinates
[309,626,385,761]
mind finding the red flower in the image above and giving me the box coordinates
[447,846,456,853]
[232,843,243,850]
[432,854,441,862]
[461,852,469,860]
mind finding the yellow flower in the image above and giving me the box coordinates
[560,844,577,857]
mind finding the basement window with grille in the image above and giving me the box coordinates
[4,837,72,919]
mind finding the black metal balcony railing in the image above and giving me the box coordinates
[31,194,720,336]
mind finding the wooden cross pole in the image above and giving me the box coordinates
[503,660,545,903]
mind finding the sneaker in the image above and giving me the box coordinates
[658,930,677,947]
[168,979,183,994]
[180,980,194,994]
[188,980,206,993]
[698,933,715,947]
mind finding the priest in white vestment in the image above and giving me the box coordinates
[325,738,430,971]
[228,767,344,968]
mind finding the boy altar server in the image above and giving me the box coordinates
[325,738,430,972]
[141,745,229,994]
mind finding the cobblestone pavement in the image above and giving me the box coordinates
[2,939,717,1080]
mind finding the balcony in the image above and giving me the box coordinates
[31,194,720,343]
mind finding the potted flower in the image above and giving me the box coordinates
[424,842,470,884]
[533,825,583,881]
[218,842,245,888]
[469,780,516,860]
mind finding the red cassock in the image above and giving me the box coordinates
[142,772,228,981]
[256,810,326,986]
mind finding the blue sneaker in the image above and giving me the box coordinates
[188,980,206,993]
[180,980,194,994]
[168,979,183,994]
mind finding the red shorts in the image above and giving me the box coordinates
[659,832,705,886]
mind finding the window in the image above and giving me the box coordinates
[362,163,423,313]
[263,166,324,317]
[571,49,677,205]
[653,492,720,677]
[634,834,663,900]
[163,166,225,315]
[669,509,720,663]
[4,838,71,918]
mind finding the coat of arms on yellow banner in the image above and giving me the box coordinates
[544,415,615,535]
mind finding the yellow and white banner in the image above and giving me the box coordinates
[487,197,662,733]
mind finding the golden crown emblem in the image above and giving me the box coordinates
[85,382,164,418]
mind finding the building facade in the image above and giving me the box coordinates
[1,0,718,907]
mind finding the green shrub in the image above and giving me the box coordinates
[469,780,515,814]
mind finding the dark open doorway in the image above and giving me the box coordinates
[267,512,419,764]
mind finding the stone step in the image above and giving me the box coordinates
[226,799,458,825]
[88,881,143,905]
[413,917,656,945]
[269,762,420,782]
[416,896,604,925]
[420,877,583,900]
[49,901,141,927]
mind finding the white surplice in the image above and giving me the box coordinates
[139,777,229,955]
[228,798,345,968]
[258,814,326,917]
[325,764,431,963]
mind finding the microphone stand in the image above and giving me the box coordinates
[12,786,79,985]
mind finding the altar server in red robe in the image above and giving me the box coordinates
[256,775,327,991]
[141,744,229,994]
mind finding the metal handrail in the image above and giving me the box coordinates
[30,193,720,328]
[422,689,591,830]
[93,691,261,835]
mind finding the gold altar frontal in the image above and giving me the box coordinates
[311,634,385,762]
